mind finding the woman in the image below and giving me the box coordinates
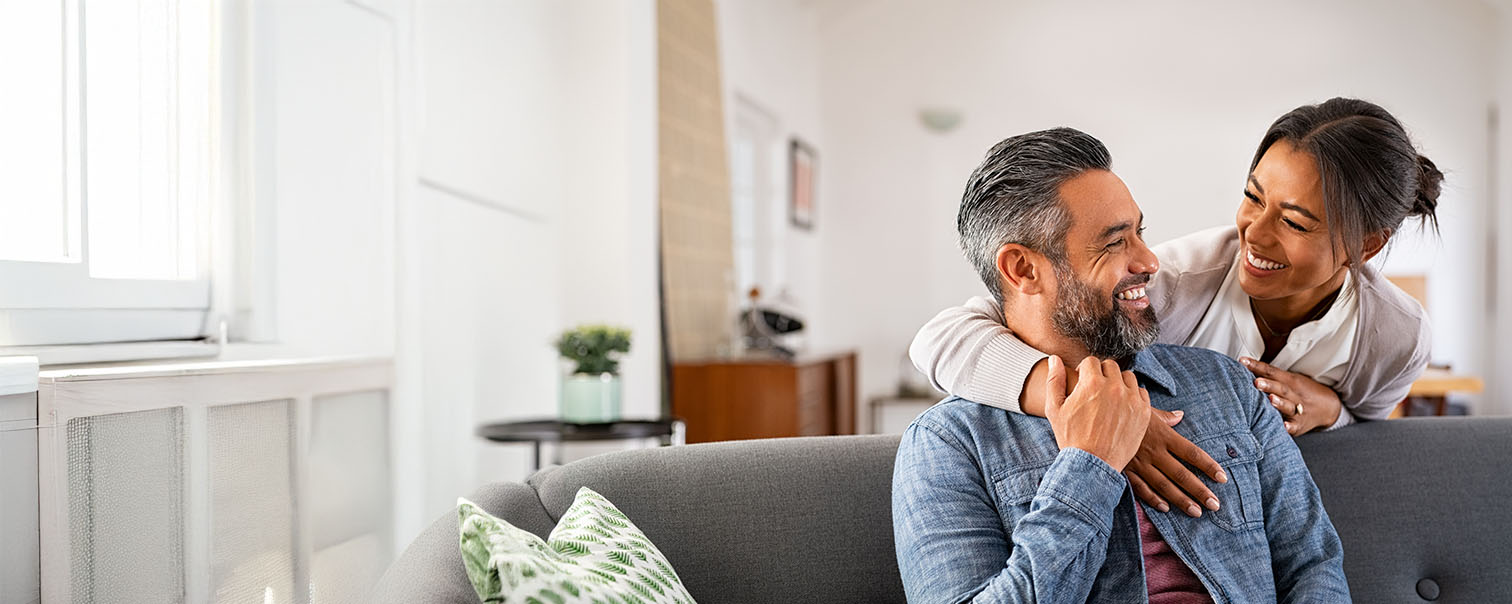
[911,97,1441,517]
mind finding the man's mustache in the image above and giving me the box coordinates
[1112,274,1152,295]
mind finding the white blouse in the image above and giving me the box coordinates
[1184,254,1360,429]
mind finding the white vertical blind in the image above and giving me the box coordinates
[84,0,212,281]
[0,1,71,263]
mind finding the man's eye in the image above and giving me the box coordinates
[1106,238,1125,250]
[1136,226,1147,239]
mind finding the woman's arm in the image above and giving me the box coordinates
[1347,311,1433,420]
[907,296,1047,413]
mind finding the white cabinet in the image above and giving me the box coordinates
[0,391,40,604]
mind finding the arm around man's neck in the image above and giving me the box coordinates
[908,296,1050,413]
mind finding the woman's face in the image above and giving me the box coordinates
[1234,139,1348,303]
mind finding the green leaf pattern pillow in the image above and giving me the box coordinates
[458,487,696,604]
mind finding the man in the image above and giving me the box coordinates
[892,128,1348,603]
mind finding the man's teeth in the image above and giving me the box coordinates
[1247,251,1288,271]
[1117,286,1146,301]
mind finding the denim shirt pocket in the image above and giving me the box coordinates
[1190,431,1264,533]
[991,462,1052,527]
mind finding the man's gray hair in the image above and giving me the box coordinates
[957,127,1113,304]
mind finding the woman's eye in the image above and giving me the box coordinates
[1283,218,1307,232]
[1244,191,1263,206]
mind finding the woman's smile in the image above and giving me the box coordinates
[1243,249,1289,276]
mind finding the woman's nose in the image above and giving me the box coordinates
[1244,214,1277,248]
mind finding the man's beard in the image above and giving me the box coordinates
[1050,266,1160,368]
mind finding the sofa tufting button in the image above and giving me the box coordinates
[1416,578,1440,600]
[1226,446,1238,459]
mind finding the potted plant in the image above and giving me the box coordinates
[555,325,631,423]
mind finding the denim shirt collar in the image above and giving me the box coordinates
[1131,349,1180,397]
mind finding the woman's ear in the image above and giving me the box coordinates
[995,244,1046,297]
[1359,229,1390,264]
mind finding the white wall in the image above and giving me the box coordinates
[716,0,826,326]
[231,0,660,550]
[407,0,660,543]
[229,0,398,359]
[1493,4,1512,416]
[812,0,1504,410]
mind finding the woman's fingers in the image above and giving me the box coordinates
[1170,431,1228,484]
[1238,356,1276,378]
[1151,408,1185,427]
[1153,451,1220,514]
[1255,376,1292,400]
[1126,470,1170,513]
[1131,459,1203,517]
[1269,393,1301,419]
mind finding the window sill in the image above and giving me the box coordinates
[0,341,220,368]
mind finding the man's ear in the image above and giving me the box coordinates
[995,243,1047,297]
[1358,229,1390,264]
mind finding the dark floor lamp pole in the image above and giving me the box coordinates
[656,217,673,420]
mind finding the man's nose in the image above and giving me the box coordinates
[1130,236,1159,276]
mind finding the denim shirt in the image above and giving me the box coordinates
[892,344,1349,603]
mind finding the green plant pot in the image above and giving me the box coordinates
[559,373,622,424]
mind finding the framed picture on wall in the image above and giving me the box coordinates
[789,138,816,230]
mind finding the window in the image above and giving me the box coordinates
[0,0,215,351]
[730,97,779,300]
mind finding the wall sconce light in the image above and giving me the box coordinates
[918,107,963,133]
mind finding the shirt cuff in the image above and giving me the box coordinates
[1039,448,1127,535]
[1323,405,1357,431]
[972,335,1050,415]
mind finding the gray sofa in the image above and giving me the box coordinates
[374,416,1512,603]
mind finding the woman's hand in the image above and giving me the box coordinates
[1239,357,1343,436]
[1125,408,1228,517]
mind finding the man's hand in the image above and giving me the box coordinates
[1043,355,1151,471]
[1125,409,1228,517]
[1240,357,1343,435]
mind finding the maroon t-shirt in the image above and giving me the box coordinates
[1135,503,1215,604]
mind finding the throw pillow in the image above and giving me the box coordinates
[458,487,696,604]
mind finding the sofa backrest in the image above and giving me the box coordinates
[374,416,1512,604]
[528,434,905,603]
[1296,416,1512,603]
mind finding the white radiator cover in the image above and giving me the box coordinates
[38,357,392,604]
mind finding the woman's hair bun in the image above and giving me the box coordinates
[1412,154,1443,225]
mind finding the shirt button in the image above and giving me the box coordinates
[1226,446,1239,459]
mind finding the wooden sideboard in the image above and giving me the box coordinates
[671,351,856,443]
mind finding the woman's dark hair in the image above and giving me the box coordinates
[1250,97,1443,269]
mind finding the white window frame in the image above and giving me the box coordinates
[729,95,780,299]
[0,0,222,361]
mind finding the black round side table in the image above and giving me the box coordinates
[475,418,685,471]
